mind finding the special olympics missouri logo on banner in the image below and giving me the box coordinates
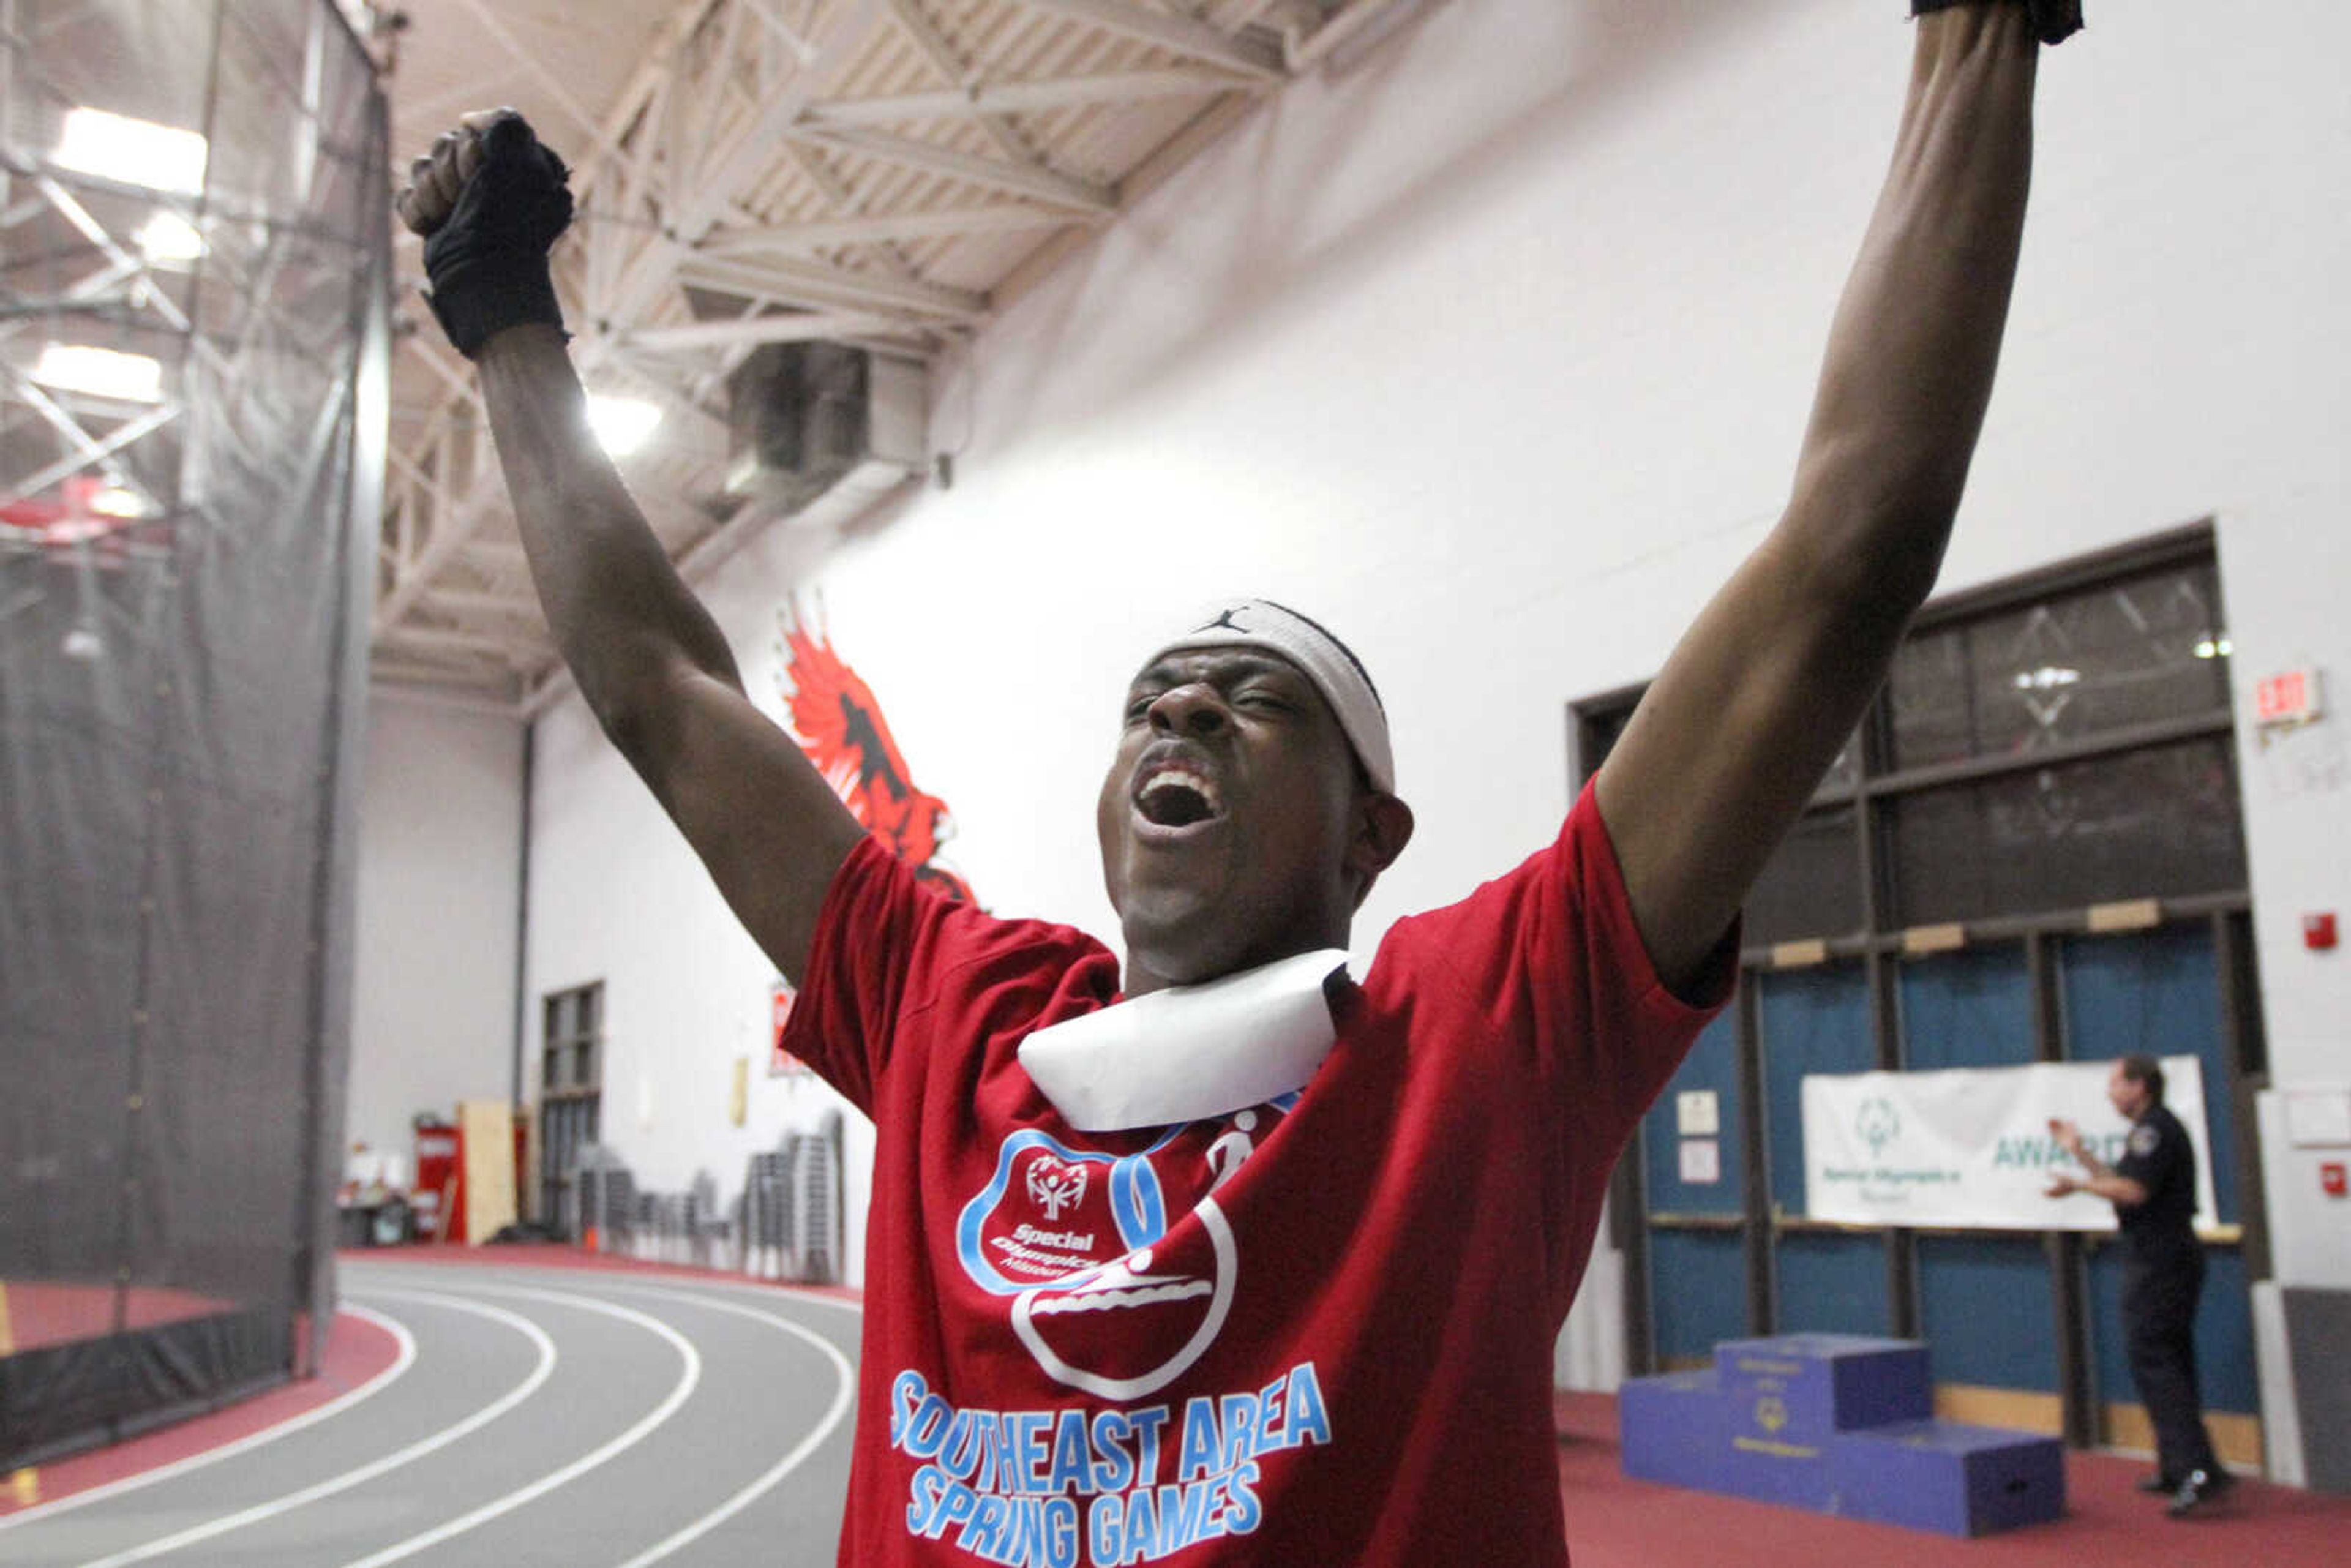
[1857,1096,1901,1157]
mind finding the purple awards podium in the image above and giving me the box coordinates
[1619,1334,2064,1537]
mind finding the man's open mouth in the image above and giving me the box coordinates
[1133,763,1224,830]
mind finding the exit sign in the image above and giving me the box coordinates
[2255,667,2325,729]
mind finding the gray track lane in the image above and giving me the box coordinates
[0,1262,861,1568]
[0,1292,542,1568]
[559,1280,859,1568]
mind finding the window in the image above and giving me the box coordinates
[1578,527,2240,943]
[540,981,604,1235]
[1886,559,2230,771]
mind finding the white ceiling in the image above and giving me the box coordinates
[369,0,1413,714]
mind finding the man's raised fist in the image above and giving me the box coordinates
[397,110,574,359]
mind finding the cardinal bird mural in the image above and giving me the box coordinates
[776,599,977,907]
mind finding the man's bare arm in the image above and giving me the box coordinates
[397,119,860,985]
[1596,6,2040,992]
[473,328,863,983]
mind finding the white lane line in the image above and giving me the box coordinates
[349,1260,868,1318]
[327,1285,704,1568]
[0,1304,419,1533]
[653,1277,867,1318]
[73,1294,557,1568]
[590,1285,858,1568]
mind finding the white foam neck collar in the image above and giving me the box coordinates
[1018,948,1348,1132]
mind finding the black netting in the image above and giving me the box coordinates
[1,0,384,1469]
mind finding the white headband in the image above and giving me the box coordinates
[1141,599,1394,795]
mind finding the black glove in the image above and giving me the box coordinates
[421,113,574,358]
[1911,0,2082,47]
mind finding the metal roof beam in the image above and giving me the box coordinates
[885,0,1037,167]
[421,585,547,620]
[1002,0,1285,80]
[373,473,512,633]
[6,402,179,506]
[810,68,1261,126]
[778,140,927,283]
[379,623,542,661]
[457,538,533,576]
[607,0,895,329]
[674,249,988,320]
[740,0,822,64]
[0,367,173,517]
[451,0,613,156]
[402,335,476,403]
[624,310,913,352]
[702,202,1090,255]
[789,122,1115,213]
[370,0,728,662]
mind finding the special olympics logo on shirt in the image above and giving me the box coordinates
[957,1123,1261,1402]
[1025,1153,1089,1220]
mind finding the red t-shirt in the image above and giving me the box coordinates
[783,782,1732,1567]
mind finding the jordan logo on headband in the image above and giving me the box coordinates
[1147,597,1396,796]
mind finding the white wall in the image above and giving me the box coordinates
[523,0,2351,1345]
[527,645,876,1282]
[349,691,524,1170]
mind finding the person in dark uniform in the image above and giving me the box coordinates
[2047,1054,2233,1517]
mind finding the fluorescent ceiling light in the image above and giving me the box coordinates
[135,211,206,264]
[33,343,166,403]
[52,107,209,197]
[586,395,662,457]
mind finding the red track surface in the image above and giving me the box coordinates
[0,1245,857,1519]
[0,1305,402,1516]
[1554,1390,2351,1566]
[11,1250,2342,1562]
[0,1281,237,1353]
[359,1240,865,1304]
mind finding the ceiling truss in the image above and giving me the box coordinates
[373,0,1417,713]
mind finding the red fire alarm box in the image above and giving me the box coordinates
[2323,1162,2348,1199]
[2305,913,2339,951]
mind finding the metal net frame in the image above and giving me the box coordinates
[1,0,386,1469]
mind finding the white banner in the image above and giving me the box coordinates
[1801,1058,2216,1231]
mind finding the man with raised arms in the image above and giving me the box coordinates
[398,2,2083,1561]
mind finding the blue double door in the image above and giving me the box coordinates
[1638,920,2258,1456]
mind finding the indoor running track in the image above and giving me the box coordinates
[0,1255,860,1567]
